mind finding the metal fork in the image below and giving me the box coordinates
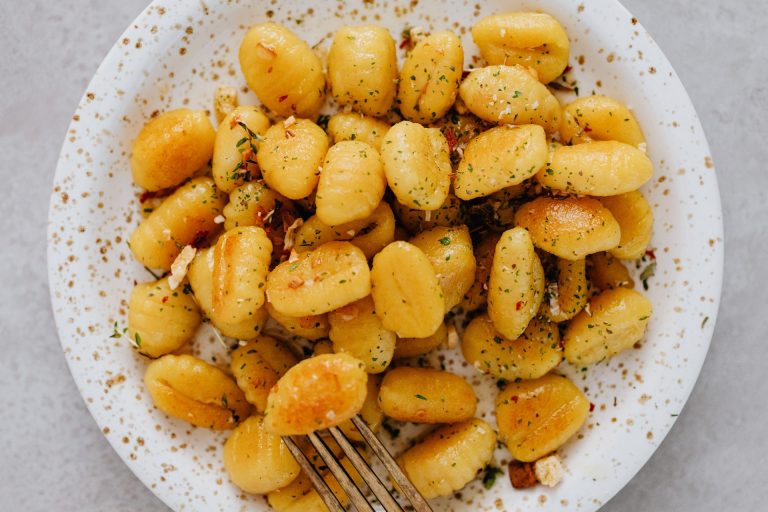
[282,416,433,512]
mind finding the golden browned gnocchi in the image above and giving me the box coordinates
[541,258,589,322]
[600,190,654,259]
[257,118,329,200]
[589,251,635,290]
[129,177,227,270]
[472,12,570,84]
[398,30,464,123]
[454,124,547,200]
[462,314,562,380]
[187,247,269,339]
[495,373,589,461]
[266,241,371,316]
[459,65,562,132]
[212,106,271,193]
[514,196,621,260]
[398,419,497,498]
[328,295,396,374]
[130,109,216,191]
[338,375,384,442]
[230,336,298,411]
[264,353,368,435]
[294,202,396,259]
[127,277,201,358]
[239,23,325,118]
[144,354,251,430]
[370,241,444,337]
[316,141,386,226]
[564,287,652,365]
[393,193,464,234]
[394,321,448,359]
[211,227,272,326]
[560,95,646,146]
[381,121,452,211]
[409,225,476,313]
[538,141,653,196]
[328,25,398,117]
[224,415,300,494]
[378,367,476,423]
[488,227,545,340]
[265,302,329,341]
[326,112,391,150]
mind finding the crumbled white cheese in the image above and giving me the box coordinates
[283,218,304,253]
[534,455,564,487]
[498,104,512,119]
[167,245,197,290]
[213,214,225,224]
[584,302,592,317]
[547,282,561,317]
[283,115,296,129]
[288,250,300,263]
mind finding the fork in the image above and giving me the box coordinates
[282,415,433,512]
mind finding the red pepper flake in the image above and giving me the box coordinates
[278,94,288,102]
[510,395,519,403]
[445,128,458,153]
[461,69,471,80]
[267,66,273,74]
[589,402,595,412]
[508,460,538,489]
[583,126,593,133]
[645,248,657,260]
[515,301,523,311]
[563,64,573,74]
[161,296,169,303]
[190,230,209,249]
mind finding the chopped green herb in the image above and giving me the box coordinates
[482,466,503,489]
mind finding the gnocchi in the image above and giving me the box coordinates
[326,112,391,150]
[130,109,216,191]
[212,106,271,193]
[541,258,588,322]
[265,302,330,341]
[230,336,298,411]
[560,95,646,146]
[328,295,395,374]
[264,353,368,435]
[599,190,654,260]
[394,321,448,359]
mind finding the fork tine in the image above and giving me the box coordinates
[350,416,433,512]
[282,436,346,512]
[328,426,405,512]
[306,431,375,512]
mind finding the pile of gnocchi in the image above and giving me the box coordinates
[125,10,655,509]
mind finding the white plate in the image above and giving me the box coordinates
[48,1,723,510]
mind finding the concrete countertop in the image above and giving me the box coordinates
[0,0,765,510]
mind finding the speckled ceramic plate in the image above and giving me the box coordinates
[48,0,723,510]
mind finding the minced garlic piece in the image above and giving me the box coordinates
[534,454,564,487]
[167,245,197,290]
[283,218,304,253]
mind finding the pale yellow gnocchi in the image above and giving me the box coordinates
[328,295,396,374]
[600,190,654,260]
[264,353,368,435]
[589,251,635,291]
[459,65,562,132]
[398,419,497,498]
[460,233,500,313]
[265,302,330,341]
[144,354,251,430]
[538,141,653,196]
[398,30,464,124]
[239,23,325,118]
[378,367,477,424]
[212,106,271,193]
[129,177,227,270]
[409,225,476,313]
[514,196,621,260]
[495,373,589,461]
[462,314,562,380]
[326,112,391,150]
[224,415,300,494]
[394,321,448,359]
[266,241,371,316]
[370,241,444,338]
[127,277,201,358]
[131,109,216,191]
[222,180,290,231]
[381,121,452,211]
[472,12,570,84]
[328,25,398,117]
[257,119,329,200]
[560,95,646,146]
[230,336,298,411]
[393,193,464,234]
[563,287,653,366]
[541,258,589,322]
[488,227,545,340]
[454,124,547,200]
[316,141,386,226]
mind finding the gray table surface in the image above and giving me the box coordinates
[1,0,765,510]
